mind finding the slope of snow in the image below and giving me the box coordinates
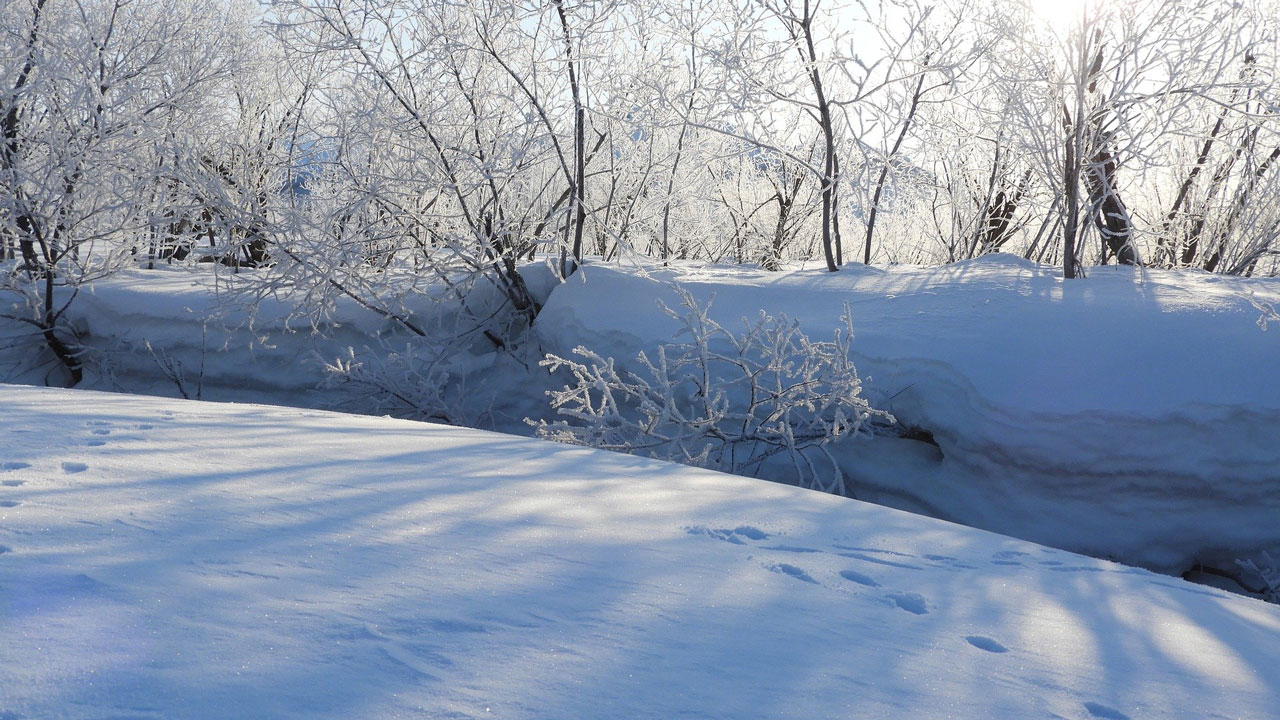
[1,266,393,402]
[534,257,1280,574]
[0,264,553,425]
[1,384,1278,719]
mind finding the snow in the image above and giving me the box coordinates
[4,255,1278,582]
[1,383,1278,719]
[1,264,558,426]
[534,257,1280,574]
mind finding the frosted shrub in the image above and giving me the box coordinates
[1237,552,1280,603]
[321,343,468,426]
[1247,293,1279,331]
[534,288,893,495]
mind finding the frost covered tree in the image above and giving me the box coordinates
[978,0,1274,277]
[0,0,250,384]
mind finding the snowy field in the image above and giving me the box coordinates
[2,384,1278,719]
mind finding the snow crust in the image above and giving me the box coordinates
[1,384,1278,719]
[535,258,1280,573]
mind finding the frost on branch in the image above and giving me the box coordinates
[1237,552,1280,603]
[1247,293,1279,331]
[320,342,468,426]
[534,288,894,495]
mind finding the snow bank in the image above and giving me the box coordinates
[534,257,1280,575]
[5,257,1277,579]
[0,263,560,425]
[0,266,402,403]
[1,384,1278,719]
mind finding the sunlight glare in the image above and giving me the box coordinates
[1029,0,1094,30]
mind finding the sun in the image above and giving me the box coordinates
[1027,0,1096,31]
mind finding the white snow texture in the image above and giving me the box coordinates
[1,385,1278,719]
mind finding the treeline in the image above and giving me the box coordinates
[2,0,1279,382]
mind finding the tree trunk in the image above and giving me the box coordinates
[1084,145,1137,265]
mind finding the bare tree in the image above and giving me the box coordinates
[0,0,243,384]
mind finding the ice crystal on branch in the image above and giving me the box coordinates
[535,287,892,495]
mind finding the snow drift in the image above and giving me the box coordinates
[4,255,1278,583]
[0,264,559,425]
[534,256,1280,576]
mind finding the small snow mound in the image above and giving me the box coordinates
[946,252,1046,273]
[887,592,929,614]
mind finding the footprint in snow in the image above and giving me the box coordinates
[992,550,1029,566]
[767,563,819,584]
[1083,702,1131,720]
[0,501,18,508]
[0,462,30,472]
[836,551,923,571]
[838,569,880,587]
[686,525,771,545]
[923,553,979,570]
[965,635,1008,653]
[763,545,823,554]
[886,592,928,615]
[86,440,106,447]
[0,545,11,554]
[1,480,23,487]
[832,544,916,558]
[61,462,88,474]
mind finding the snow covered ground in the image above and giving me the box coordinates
[2,384,1279,719]
[4,255,1278,587]
[535,257,1280,578]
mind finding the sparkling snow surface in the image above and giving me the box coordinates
[1,385,1278,719]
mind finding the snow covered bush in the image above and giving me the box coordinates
[320,343,468,426]
[1248,293,1279,331]
[1237,552,1280,603]
[534,288,893,495]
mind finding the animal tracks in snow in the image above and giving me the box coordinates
[77,419,160,449]
[762,544,824,554]
[684,524,939,615]
[684,525,771,545]
[991,550,1029,566]
[767,563,819,584]
[838,569,880,587]
[834,551,925,571]
[1083,701,1131,720]
[964,635,1008,653]
[0,419,169,563]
